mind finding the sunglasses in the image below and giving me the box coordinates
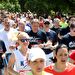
[20,39,30,42]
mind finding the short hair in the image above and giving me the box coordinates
[31,19,39,24]
[17,32,30,40]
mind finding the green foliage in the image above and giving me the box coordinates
[0,3,5,10]
[24,0,50,16]
[5,3,15,12]
[0,0,75,15]
[0,1,21,12]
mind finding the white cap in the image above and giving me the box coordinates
[28,47,46,61]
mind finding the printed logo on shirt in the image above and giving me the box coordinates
[20,60,28,69]
[20,61,24,66]
[69,41,75,48]
[30,37,42,43]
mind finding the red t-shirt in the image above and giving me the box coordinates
[44,63,75,75]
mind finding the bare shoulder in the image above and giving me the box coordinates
[8,53,16,66]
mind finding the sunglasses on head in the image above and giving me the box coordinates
[20,39,30,42]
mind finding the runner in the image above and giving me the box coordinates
[7,32,30,75]
[26,47,53,75]
[44,44,75,75]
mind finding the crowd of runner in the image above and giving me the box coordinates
[0,10,75,75]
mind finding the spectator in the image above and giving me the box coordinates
[44,44,75,75]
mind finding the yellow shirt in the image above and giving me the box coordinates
[26,71,53,75]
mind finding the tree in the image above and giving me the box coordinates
[1,0,75,15]
[0,0,21,12]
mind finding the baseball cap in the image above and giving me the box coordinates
[28,47,46,61]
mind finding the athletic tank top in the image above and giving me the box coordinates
[13,50,30,72]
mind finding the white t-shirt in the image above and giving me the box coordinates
[0,28,17,53]
[0,23,4,30]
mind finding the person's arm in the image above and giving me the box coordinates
[7,53,20,75]
[38,40,52,49]
[1,40,7,53]
[43,40,58,50]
